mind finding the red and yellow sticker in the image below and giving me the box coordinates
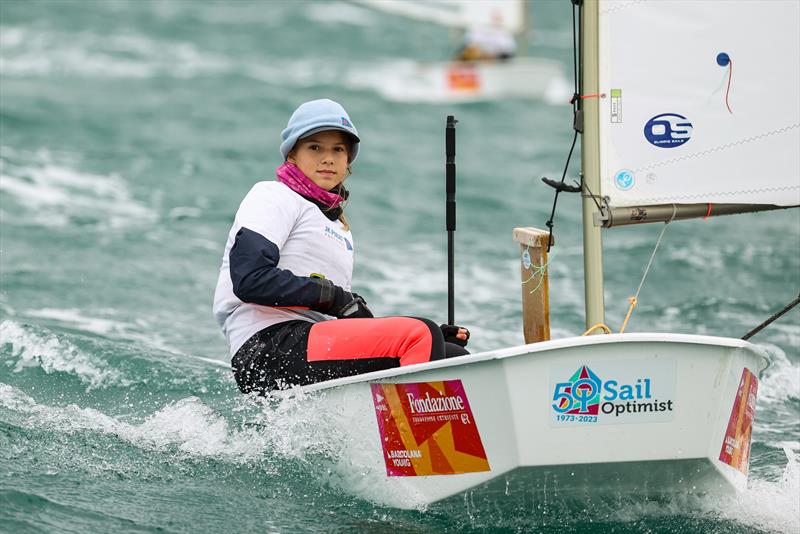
[719,368,758,475]
[447,66,480,92]
[370,380,490,477]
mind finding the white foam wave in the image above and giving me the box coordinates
[1,23,359,95]
[129,397,267,458]
[701,452,800,534]
[22,307,196,360]
[0,147,156,228]
[302,1,379,26]
[26,308,134,338]
[0,384,270,463]
[247,387,432,509]
[758,344,800,406]
[0,25,231,79]
[0,320,127,389]
[243,57,344,88]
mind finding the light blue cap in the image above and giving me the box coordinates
[280,99,360,163]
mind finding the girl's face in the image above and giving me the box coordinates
[288,130,351,191]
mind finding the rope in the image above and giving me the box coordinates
[619,297,638,333]
[521,246,554,294]
[724,58,734,114]
[543,1,581,253]
[619,205,677,333]
[742,293,800,340]
[582,323,612,336]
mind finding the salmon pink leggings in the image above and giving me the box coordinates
[232,317,467,394]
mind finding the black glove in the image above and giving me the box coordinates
[315,279,374,319]
[331,292,373,319]
[440,324,470,347]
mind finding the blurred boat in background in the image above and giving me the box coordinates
[351,0,570,103]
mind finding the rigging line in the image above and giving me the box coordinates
[725,59,733,114]
[544,130,579,251]
[544,1,581,253]
[742,293,800,341]
[580,175,605,213]
[619,205,677,333]
[634,204,676,299]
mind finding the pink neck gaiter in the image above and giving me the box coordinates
[275,161,345,208]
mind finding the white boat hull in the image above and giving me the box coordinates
[354,57,571,104]
[303,333,768,509]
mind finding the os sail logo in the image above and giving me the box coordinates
[552,365,602,415]
[644,113,693,148]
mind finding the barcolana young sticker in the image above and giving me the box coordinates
[370,380,490,477]
[550,360,677,426]
[719,368,758,475]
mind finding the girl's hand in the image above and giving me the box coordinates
[440,324,470,347]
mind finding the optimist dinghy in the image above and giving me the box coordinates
[305,333,768,509]
[299,0,799,509]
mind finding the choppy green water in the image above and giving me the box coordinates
[1,1,798,532]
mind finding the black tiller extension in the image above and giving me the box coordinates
[445,115,458,325]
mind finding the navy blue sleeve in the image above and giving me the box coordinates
[229,227,327,308]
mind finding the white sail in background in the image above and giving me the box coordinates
[353,0,525,34]
[597,0,800,208]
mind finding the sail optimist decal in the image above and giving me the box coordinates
[719,368,758,475]
[370,380,489,477]
[550,360,677,426]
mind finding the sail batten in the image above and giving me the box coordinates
[597,0,800,212]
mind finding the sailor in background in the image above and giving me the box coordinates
[213,99,470,394]
[455,11,517,62]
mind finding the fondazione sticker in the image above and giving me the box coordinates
[370,380,490,477]
[719,368,758,475]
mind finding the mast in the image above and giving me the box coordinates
[520,0,529,57]
[580,0,605,330]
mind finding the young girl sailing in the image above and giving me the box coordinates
[214,99,469,394]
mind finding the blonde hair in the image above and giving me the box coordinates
[338,164,351,231]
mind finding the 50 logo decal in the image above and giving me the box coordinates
[550,363,676,426]
[644,113,693,148]
[552,365,602,415]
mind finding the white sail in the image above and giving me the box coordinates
[352,0,525,34]
[597,0,800,208]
